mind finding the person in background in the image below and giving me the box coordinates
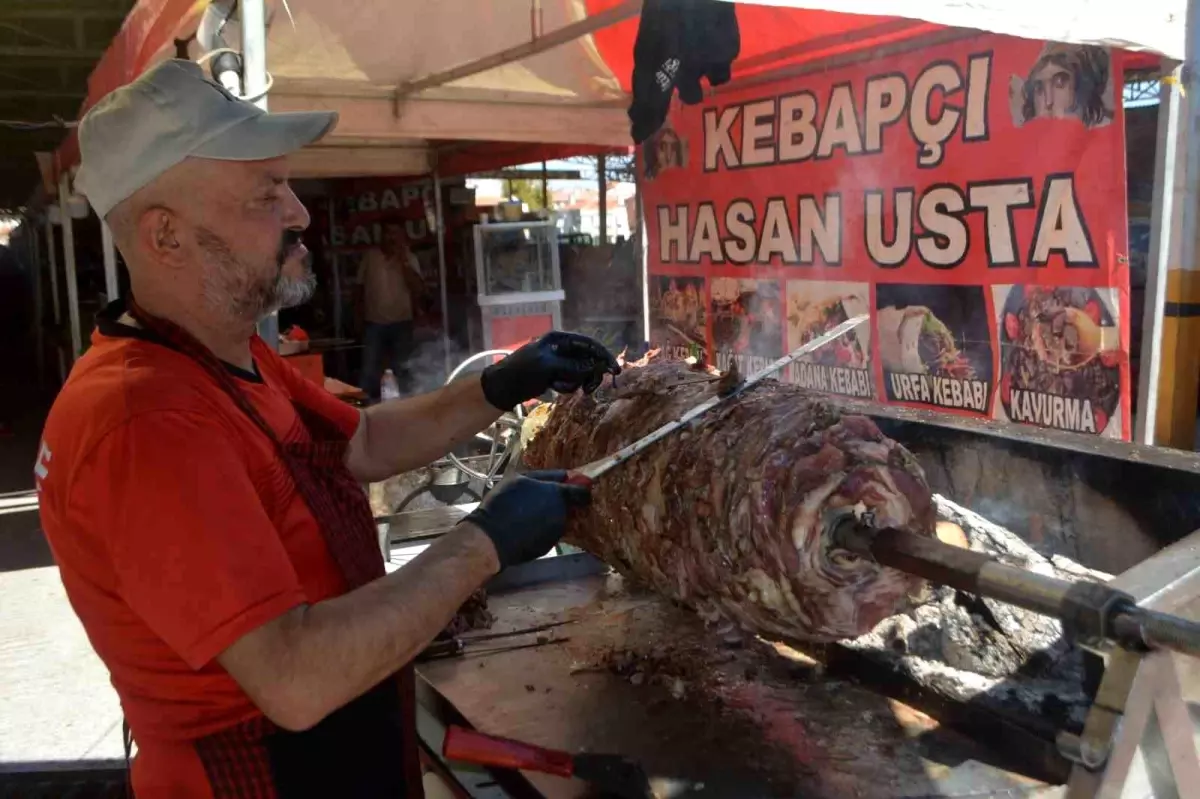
[357,222,425,399]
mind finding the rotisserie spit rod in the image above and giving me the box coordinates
[828,509,1200,658]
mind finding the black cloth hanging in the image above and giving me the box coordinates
[627,0,740,144]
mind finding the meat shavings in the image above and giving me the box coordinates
[439,589,494,638]
[523,357,935,642]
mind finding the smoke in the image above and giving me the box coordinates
[560,237,647,354]
[400,333,490,396]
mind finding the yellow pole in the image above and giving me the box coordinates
[1153,79,1200,449]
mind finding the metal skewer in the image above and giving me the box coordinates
[566,314,868,485]
[828,511,1200,658]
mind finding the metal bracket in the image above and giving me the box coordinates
[1060,580,1140,645]
[1064,528,1200,797]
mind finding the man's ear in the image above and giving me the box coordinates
[137,207,185,267]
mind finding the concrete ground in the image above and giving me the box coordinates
[0,324,128,771]
[0,333,127,771]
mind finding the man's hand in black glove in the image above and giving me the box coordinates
[464,470,591,570]
[480,331,621,412]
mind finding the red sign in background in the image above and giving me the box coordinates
[642,33,1130,439]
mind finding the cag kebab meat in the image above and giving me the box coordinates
[523,354,936,642]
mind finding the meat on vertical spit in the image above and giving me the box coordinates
[522,356,937,642]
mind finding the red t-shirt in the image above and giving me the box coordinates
[36,313,364,798]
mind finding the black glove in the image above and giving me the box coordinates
[464,470,591,570]
[480,331,621,412]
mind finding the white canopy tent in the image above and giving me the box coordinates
[59,0,1187,182]
[69,0,640,181]
[729,0,1185,58]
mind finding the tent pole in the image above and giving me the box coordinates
[434,171,452,380]
[329,198,342,340]
[101,217,119,301]
[634,149,649,343]
[598,154,607,244]
[44,216,60,327]
[393,0,641,102]
[1135,69,1184,444]
[59,172,82,361]
[30,217,45,386]
[241,0,278,350]
[1150,0,1200,449]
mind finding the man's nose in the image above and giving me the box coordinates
[281,185,311,230]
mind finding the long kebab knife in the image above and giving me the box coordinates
[565,314,869,486]
[443,725,655,799]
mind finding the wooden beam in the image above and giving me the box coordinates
[472,169,582,180]
[394,0,641,100]
[286,145,433,178]
[272,93,631,148]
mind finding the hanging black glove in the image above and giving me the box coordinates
[464,470,591,570]
[627,0,741,144]
[480,331,621,412]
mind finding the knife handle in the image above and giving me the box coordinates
[564,470,593,488]
[443,725,574,778]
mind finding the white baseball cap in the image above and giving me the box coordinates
[75,59,337,218]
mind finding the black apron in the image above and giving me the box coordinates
[121,299,423,799]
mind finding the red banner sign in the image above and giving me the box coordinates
[642,34,1131,439]
[320,177,439,253]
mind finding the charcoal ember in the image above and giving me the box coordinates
[523,358,936,642]
[441,588,494,637]
[845,496,1113,729]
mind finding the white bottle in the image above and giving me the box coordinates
[381,369,401,401]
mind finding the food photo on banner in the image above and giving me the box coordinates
[994,285,1124,437]
[784,281,873,398]
[639,30,1130,439]
[710,277,784,371]
[650,275,708,358]
[876,284,994,414]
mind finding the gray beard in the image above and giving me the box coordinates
[196,226,315,323]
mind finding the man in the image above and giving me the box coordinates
[357,223,424,398]
[35,59,619,798]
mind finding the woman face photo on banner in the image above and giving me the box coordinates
[643,124,687,181]
[1009,43,1115,128]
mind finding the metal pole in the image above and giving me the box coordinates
[30,217,44,385]
[100,217,119,302]
[597,154,607,244]
[634,149,650,342]
[59,172,82,361]
[240,0,268,112]
[329,198,342,340]
[1135,75,1184,444]
[541,161,549,209]
[434,171,452,379]
[1158,0,1200,449]
[241,0,278,349]
[44,216,60,326]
